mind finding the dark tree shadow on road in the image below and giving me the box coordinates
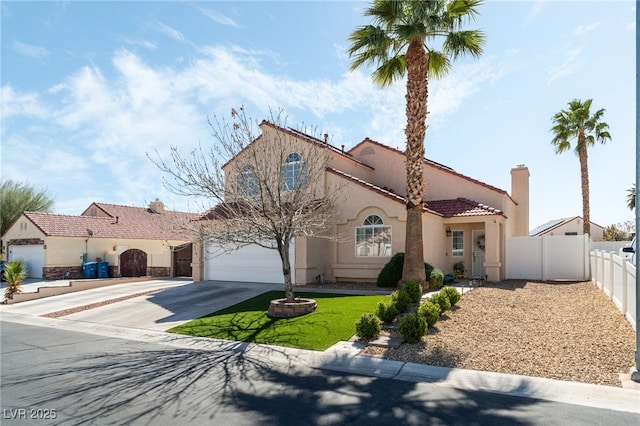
[2,338,555,426]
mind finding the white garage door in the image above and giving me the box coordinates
[204,242,295,284]
[10,245,45,278]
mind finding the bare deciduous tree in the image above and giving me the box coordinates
[150,107,342,302]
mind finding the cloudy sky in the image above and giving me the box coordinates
[1,1,635,232]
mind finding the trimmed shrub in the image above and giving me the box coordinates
[398,313,427,343]
[416,300,441,328]
[355,313,381,339]
[440,286,461,306]
[376,252,435,288]
[391,289,412,313]
[402,280,423,304]
[429,292,451,313]
[429,267,444,290]
[375,300,398,324]
[376,252,405,287]
[425,262,434,284]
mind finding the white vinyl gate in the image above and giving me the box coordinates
[506,235,590,281]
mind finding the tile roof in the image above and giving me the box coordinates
[24,202,198,241]
[222,121,373,170]
[426,198,504,218]
[348,138,513,202]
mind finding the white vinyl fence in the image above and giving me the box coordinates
[590,250,636,330]
[506,235,590,281]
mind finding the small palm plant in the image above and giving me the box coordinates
[4,260,27,300]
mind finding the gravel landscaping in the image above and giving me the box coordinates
[355,280,635,387]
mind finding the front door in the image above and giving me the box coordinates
[120,249,147,277]
[472,230,486,279]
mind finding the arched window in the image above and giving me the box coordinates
[281,152,307,191]
[236,164,258,196]
[356,214,392,257]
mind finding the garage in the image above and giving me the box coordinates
[204,242,295,284]
[9,245,45,278]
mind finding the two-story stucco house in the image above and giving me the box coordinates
[193,121,530,284]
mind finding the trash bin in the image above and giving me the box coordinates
[82,262,97,279]
[97,262,109,278]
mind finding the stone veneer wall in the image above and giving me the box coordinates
[148,266,170,277]
[42,266,84,280]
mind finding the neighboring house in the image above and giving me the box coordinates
[193,121,530,284]
[529,216,605,241]
[1,200,198,279]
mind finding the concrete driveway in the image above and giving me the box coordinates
[0,279,282,331]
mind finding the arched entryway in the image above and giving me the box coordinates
[120,249,147,277]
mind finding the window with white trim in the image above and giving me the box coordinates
[281,152,307,191]
[452,230,464,257]
[356,215,392,257]
[236,164,259,196]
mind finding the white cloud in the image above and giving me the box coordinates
[0,85,49,120]
[12,40,49,59]
[574,22,600,36]
[546,48,582,85]
[196,6,240,28]
[154,20,186,43]
[523,0,547,27]
[122,38,157,50]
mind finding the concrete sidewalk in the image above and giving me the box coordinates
[1,279,639,414]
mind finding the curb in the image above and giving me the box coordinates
[2,311,638,414]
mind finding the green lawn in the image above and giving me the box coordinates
[167,291,388,351]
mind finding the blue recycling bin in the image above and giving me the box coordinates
[97,262,109,278]
[82,262,97,279]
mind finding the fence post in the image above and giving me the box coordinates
[622,256,628,319]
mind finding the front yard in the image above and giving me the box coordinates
[361,280,636,387]
[168,291,388,351]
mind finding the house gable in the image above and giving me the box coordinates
[348,138,516,208]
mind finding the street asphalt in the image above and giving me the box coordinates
[0,278,639,416]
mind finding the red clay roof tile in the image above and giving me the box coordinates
[426,198,504,218]
[24,203,198,241]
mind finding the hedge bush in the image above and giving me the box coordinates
[398,313,427,343]
[376,252,435,288]
[355,313,381,339]
[402,280,423,304]
[429,292,451,313]
[375,300,398,324]
[440,286,461,306]
[429,267,444,290]
[391,289,412,313]
[416,300,441,328]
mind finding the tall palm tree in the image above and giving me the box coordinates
[348,0,485,285]
[551,99,611,235]
[627,183,635,210]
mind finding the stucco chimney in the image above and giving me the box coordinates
[511,165,529,236]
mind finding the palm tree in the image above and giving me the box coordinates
[3,260,27,300]
[348,0,485,285]
[627,183,635,210]
[551,99,611,235]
